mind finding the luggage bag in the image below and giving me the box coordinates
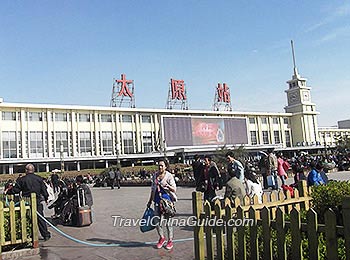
[76,188,92,227]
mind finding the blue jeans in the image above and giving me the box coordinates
[272,170,278,190]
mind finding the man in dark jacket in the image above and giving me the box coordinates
[192,154,204,191]
[5,164,51,241]
[203,155,221,202]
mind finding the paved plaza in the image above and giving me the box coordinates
[28,186,196,260]
[20,171,350,260]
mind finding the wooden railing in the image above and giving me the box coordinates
[0,193,39,257]
[192,180,350,259]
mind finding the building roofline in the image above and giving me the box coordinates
[0,101,293,116]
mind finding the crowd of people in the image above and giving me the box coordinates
[192,149,350,205]
[0,149,348,250]
[3,165,93,241]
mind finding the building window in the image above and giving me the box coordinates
[55,113,68,122]
[142,115,152,123]
[142,131,153,153]
[2,112,16,121]
[262,131,269,144]
[249,118,256,124]
[101,131,113,155]
[284,118,289,125]
[122,131,134,154]
[285,131,291,147]
[79,132,92,156]
[261,117,268,124]
[122,115,133,123]
[55,131,68,157]
[79,114,90,122]
[30,131,43,158]
[250,131,258,145]
[2,131,17,158]
[273,117,279,124]
[29,112,43,121]
[100,114,112,122]
[274,131,281,144]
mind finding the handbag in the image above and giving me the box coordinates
[140,207,158,233]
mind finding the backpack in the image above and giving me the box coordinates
[156,180,176,217]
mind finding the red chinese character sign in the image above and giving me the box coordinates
[166,78,189,110]
[171,79,186,100]
[110,74,135,108]
[213,83,232,111]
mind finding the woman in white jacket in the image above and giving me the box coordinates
[244,168,263,203]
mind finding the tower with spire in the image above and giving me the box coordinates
[284,40,320,146]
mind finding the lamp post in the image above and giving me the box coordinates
[116,142,121,168]
[163,140,167,159]
[60,142,64,173]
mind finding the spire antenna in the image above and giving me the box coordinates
[291,40,299,77]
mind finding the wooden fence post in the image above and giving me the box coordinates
[192,191,205,260]
[20,200,27,242]
[325,209,338,260]
[261,207,272,259]
[9,201,16,244]
[214,200,224,260]
[31,193,39,249]
[276,208,286,260]
[249,207,259,260]
[307,208,320,260]
[298,180,310,210]
[225,201,235,260]
[342,196,350,260]
[290,208,302,260]
[237,206,246,260]
[204,202,215,260]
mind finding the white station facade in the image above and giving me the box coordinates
[0,67,349,174]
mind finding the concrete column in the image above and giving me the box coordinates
[9,164,14,174]
[77,161,81,171]
[46,163,50,173]
[105,160,109,168]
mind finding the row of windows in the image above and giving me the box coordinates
[1,111,153,123]
[249,117,289,125]
[250,130,291,147]
[0,131,155,159]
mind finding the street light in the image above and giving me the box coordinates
[116,142,121,168]
[163,140,167,158]
[60,142,64,173]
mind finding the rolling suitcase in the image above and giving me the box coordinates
[76,188,92,227]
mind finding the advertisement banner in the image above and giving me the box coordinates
[191,118,225,145]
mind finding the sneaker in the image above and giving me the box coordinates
[165,240,173,250]
[156,237,166,249]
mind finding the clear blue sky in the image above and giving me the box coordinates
[1,1,349,126]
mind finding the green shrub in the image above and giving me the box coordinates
[310,180,350,224]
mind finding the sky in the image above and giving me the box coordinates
[0,1,349,127]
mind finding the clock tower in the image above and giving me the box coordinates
[284,41,320,146]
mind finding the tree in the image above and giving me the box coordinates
[213,145,248,171]
[335,134,350,152]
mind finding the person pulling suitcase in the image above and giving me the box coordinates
[74,175,93,226]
